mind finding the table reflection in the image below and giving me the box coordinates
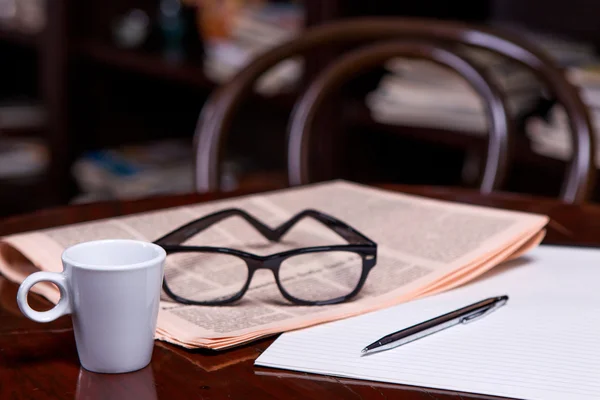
[76,365,157,400]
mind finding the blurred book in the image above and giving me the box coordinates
[71,139,195,203]
[566,64,600,109]
[525,105,600,166]
[0,0,45,34]
[525,93,600,167]
[567,65,600,87]
[0,100,47,182]
[0,138,48,181]
[525,49,600,164]
[71,138,270,203]
[366,94,537,135]
[365,45,541,135]
[365,26,598,137]
[200,1,304,96]
[0,100,45,130]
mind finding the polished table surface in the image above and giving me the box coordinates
[2,184,600,400]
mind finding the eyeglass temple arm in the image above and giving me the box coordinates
[154,208,278,245]
[154,208,374,246]
[273,209,375,245]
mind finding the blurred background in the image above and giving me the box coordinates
[1,0,600,217]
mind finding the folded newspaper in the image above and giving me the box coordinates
[0,181,548,350]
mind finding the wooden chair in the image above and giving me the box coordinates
[194,17,594,203]
[287,40,511,194]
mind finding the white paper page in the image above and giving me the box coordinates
[255,245,600,400]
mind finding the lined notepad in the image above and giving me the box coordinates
[256,246,600,400]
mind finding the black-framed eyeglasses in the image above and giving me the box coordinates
[154,208,377,306]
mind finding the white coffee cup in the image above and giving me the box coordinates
[16,239,166,374]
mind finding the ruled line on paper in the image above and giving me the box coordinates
[256,246,600,400]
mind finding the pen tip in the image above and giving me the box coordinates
[361,348,368,354]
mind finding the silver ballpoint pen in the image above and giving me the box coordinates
[361,295,509,355]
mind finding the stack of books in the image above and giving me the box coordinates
[365,25,598,138]
[201,1,304,96]
[526,63,600,165]
[365,47,541,135]
[0,0,46,34]
[0,100,48,182]
[0,138,48,182]
[0,100,45,130]
[70,139,195,203]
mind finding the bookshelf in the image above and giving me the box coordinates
[77,40,216,90]
[0,0,599,215]
[351,102,572,197]
[0,0,68,216]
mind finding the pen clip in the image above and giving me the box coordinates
[460,308,491,324]
[460,297,507,325]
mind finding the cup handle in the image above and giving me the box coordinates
[17,271,72,323]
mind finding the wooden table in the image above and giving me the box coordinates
[2,184,600,399]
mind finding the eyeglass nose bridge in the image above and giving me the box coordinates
[257,257,282,271]
[244,257,280,273]
[245,258,281,288]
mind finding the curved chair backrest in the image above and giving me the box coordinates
[287,40,511,194]
[194,17,594,203]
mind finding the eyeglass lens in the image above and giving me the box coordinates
[164,250,364,304]
[164,252,249,303]
[278,251,363,302]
